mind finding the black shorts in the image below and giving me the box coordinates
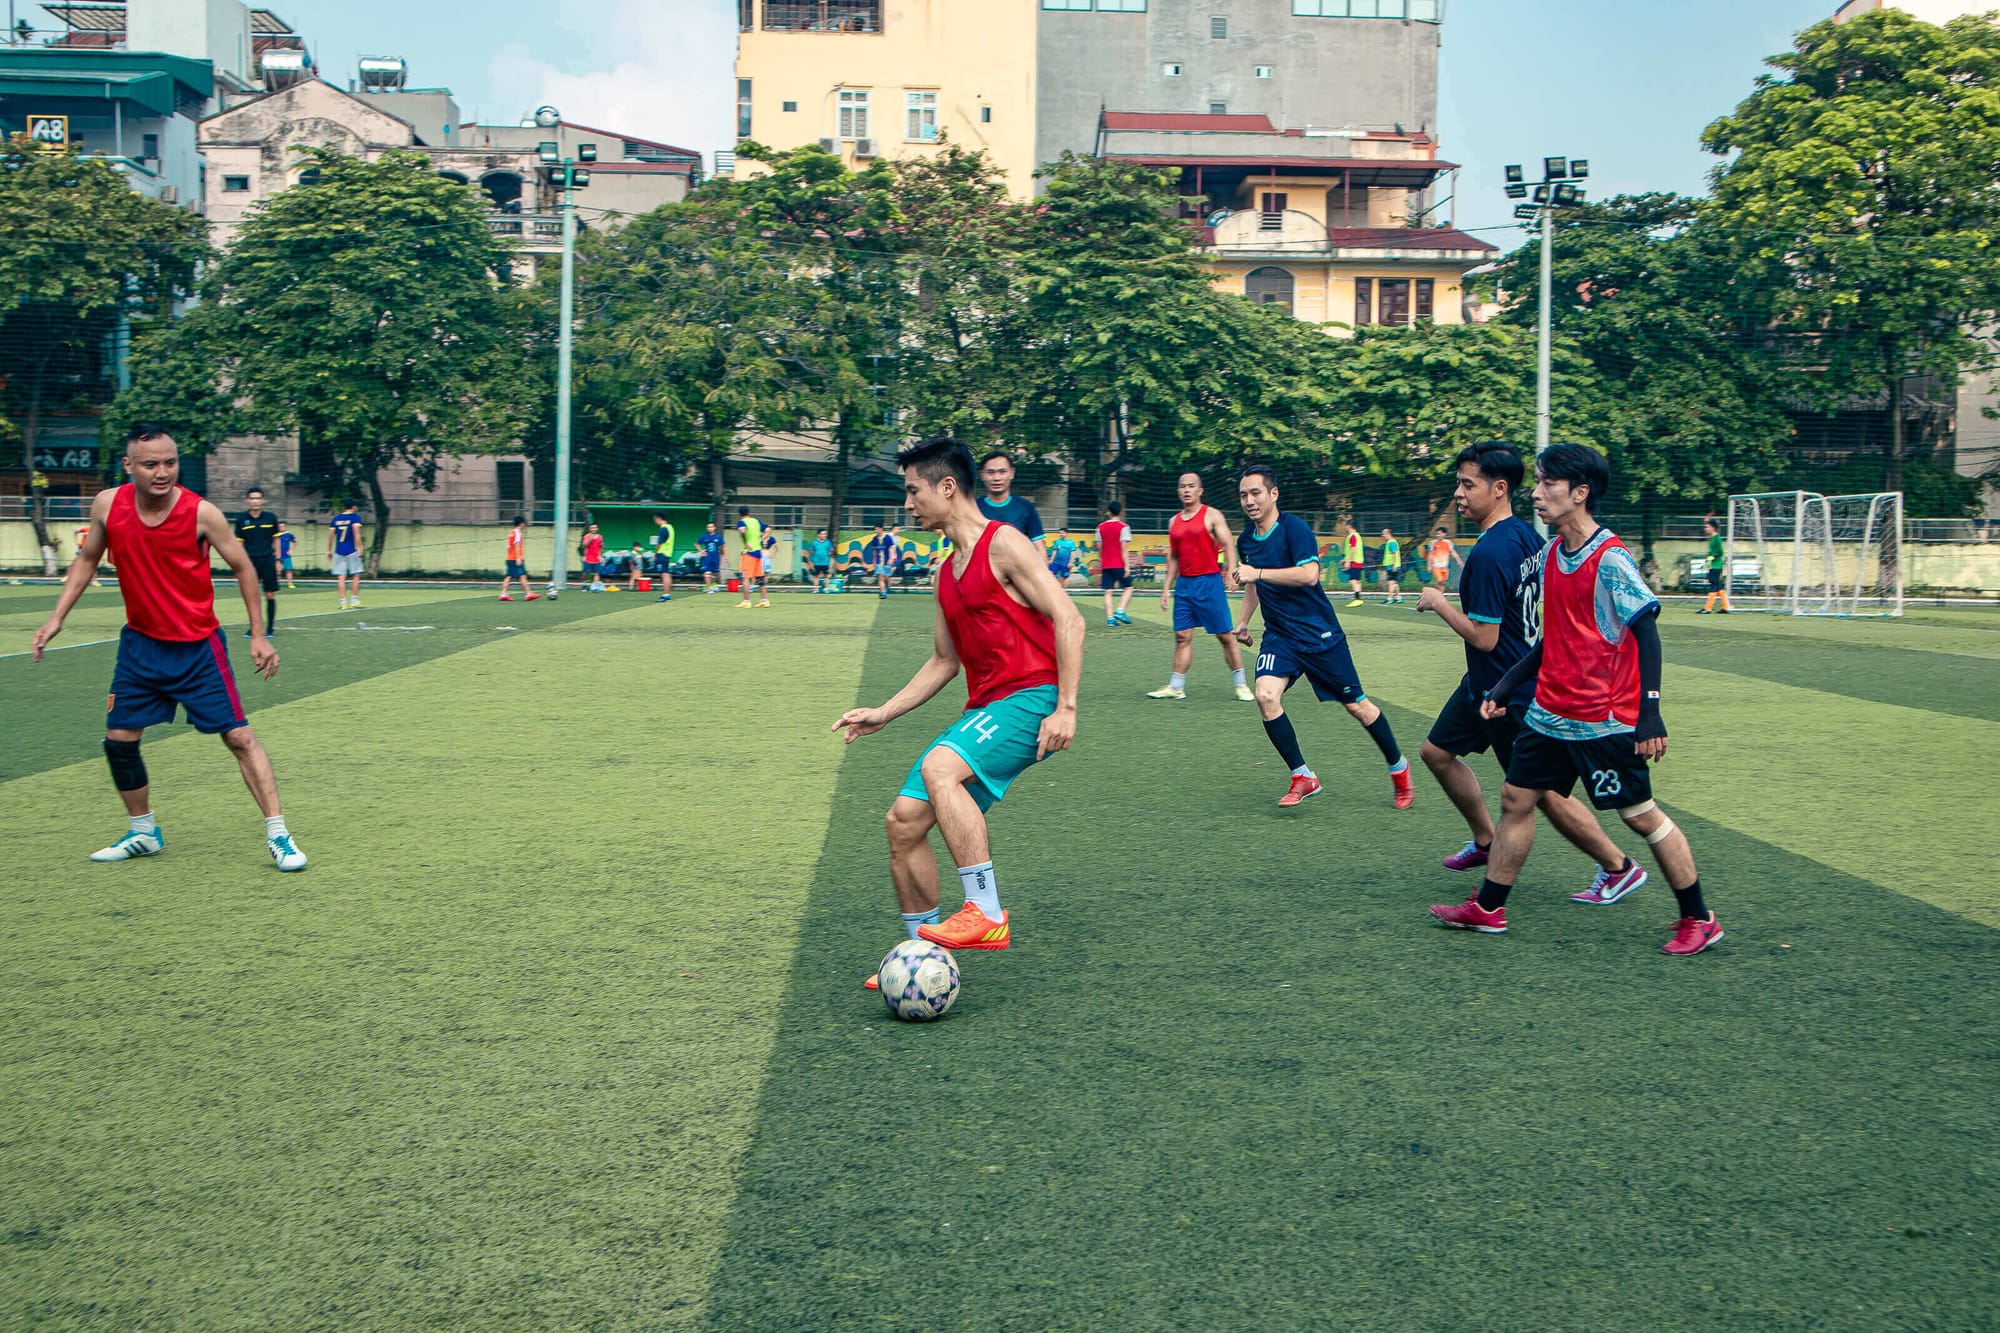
[1255,635,1366,705]
[1427,677,1522,766]
[1708,568,1726,592]
[1100,569,1131,589]
[505,560,527,578]
[250,556,281,593]
[1505,724,1653,811]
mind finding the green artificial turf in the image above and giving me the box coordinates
[2,590,1996,1329]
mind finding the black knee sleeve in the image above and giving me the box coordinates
[104,738,148,792]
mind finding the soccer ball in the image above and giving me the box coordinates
[877,938,960,1022]
[546,587,559,601]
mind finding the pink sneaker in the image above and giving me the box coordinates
[1429,897,1507,934]
[1572,859,1648,905]
[1663,914,1724,956]
[1443,841,1490,872]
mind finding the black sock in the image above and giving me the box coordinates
[1476,877,1513,911]
[1263,712,1307,771]
[1672,879,1708,920]
[265,596,277,630]
[1362,712,1402,765]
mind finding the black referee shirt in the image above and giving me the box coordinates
[234,512,280,561]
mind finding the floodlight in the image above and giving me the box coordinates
[1513,204,1538,221]
[1555,183,1584,206]
[1569,158,1589,179]
[533,105,561,129]
[538,140,560,164]
[570,168,590,188]
[1543,156,1568,180]
[1505,183,1528,199]
[1504,164,1524,184]
[577,142,597,163]
[1532,184,1552,204]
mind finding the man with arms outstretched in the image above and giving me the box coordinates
[1430,443,1722,955]
[1149,472,1253,702]
[31,424,307,872]
[834,436,1083,990]
[1231,466,1414,810]
[1415,442,1645,905]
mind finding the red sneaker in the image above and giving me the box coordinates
[1391,766,1415,810]
[525,593,542,601]
[1662,914,1724,956]
[497,595,513,601]
[919,901,1010,951]
[1429,897,1508,933]
[863,973,880,991]
[1278,774,1322,807]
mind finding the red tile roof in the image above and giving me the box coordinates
[1325,226,1497,251]
[1100,112,1279,133]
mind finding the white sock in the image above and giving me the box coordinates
[1291,765,1314,779]
[264,815,289,840]
[1232,668,1247,687]
[1169,672,1187,690]
[901,909,940,939]
[130,811,157,835]
[958,860,1001,920]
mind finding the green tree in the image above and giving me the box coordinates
[0,135,206,551]
[116,148,532,569]
[1703,9,2000,492]
[1489,194,1793,561]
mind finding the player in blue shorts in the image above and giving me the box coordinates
[697,522,725,594]
[1231,464,1414,809]
[1151,473,1253,701]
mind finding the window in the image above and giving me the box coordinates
[1415,278,1435,323]
[297,166,321,186]
[980,106,993,123]
[1259,191,1287,230]
[764,0,882,30]
[1355,277,1373,326]
[905,90,939,142]
[773,505,805,526]
[141,132,158,159]
[1245,267,1295,316]
[782,100,799,112]
[838,89,870,140]
[496,460,525,502]
[1379,278,1411,325]
[1211,15,1227,36]
[1042,0,1094,8]
[1255,64,1274,78]
[740,0,754,30]
[1294,0,1442,17]
[1210,101,1228,115]
[223,174,250,192]
[737,78,752,138]
[1162,62,1183,76]
[1098,0,1147,9]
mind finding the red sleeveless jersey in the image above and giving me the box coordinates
[1168,505,1221,577]
[1537,531,1640,728]
[104,485,219,642]
[938,522,1058,709]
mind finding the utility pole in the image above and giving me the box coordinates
[1504,155,1590,534]
[535,107,593,595]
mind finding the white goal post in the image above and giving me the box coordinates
[1725,491,1904,617]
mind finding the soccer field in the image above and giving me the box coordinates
[4,583,1998,1329]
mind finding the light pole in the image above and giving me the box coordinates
[1503,155,1590,457]
[535,106,594,595]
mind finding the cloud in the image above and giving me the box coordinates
[487,0,734,159]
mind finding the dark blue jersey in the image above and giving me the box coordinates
[1460,515,1545,707]
[1241,512,1345,650]
[697,531,725,560]
[978,494,1045,541]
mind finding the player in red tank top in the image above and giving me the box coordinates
[1429,443,1721,956]
[832,436,1084,984]
[31,425,309,873]
[1148,472,1253,701]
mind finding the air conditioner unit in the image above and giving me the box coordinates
[160,185,178,203]
[854,137,877,158]
[818,136,838,153]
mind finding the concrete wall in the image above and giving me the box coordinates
[1206,257,1469,328]
[1035,0,1441,173]
[130,0,254,88]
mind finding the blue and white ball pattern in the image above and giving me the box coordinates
[878,939,960,1021]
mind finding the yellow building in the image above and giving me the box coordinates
[734,0,1039,194]
[1096,111,1495,328]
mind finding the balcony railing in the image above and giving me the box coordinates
[487,213,564,244]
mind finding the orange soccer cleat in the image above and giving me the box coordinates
[918,901,1010,951]
[1392,765,1415,810]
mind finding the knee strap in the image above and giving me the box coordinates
[103,738,148,792]
[1643,817,1678,846]
[1618,800,1657,819]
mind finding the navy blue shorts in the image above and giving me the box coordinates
[1427,676,1522,766]
[1506,725,1653,811]
[505,560,527,577]
[108,626,248,735]
[1173,572,1233,635]
[1255,634,1366,705]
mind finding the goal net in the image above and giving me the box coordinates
[1725,491,1904,617]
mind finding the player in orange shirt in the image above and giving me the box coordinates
[1425,527,1460,589]
[498,515,540,602]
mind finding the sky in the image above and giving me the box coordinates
[280,0,1843,241]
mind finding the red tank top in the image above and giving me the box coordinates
[1169,506,1221,577]
[1095,519,1127,570]
[104,485,219,642]
[1537,532,1640,728]
[938,522,1058,709]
